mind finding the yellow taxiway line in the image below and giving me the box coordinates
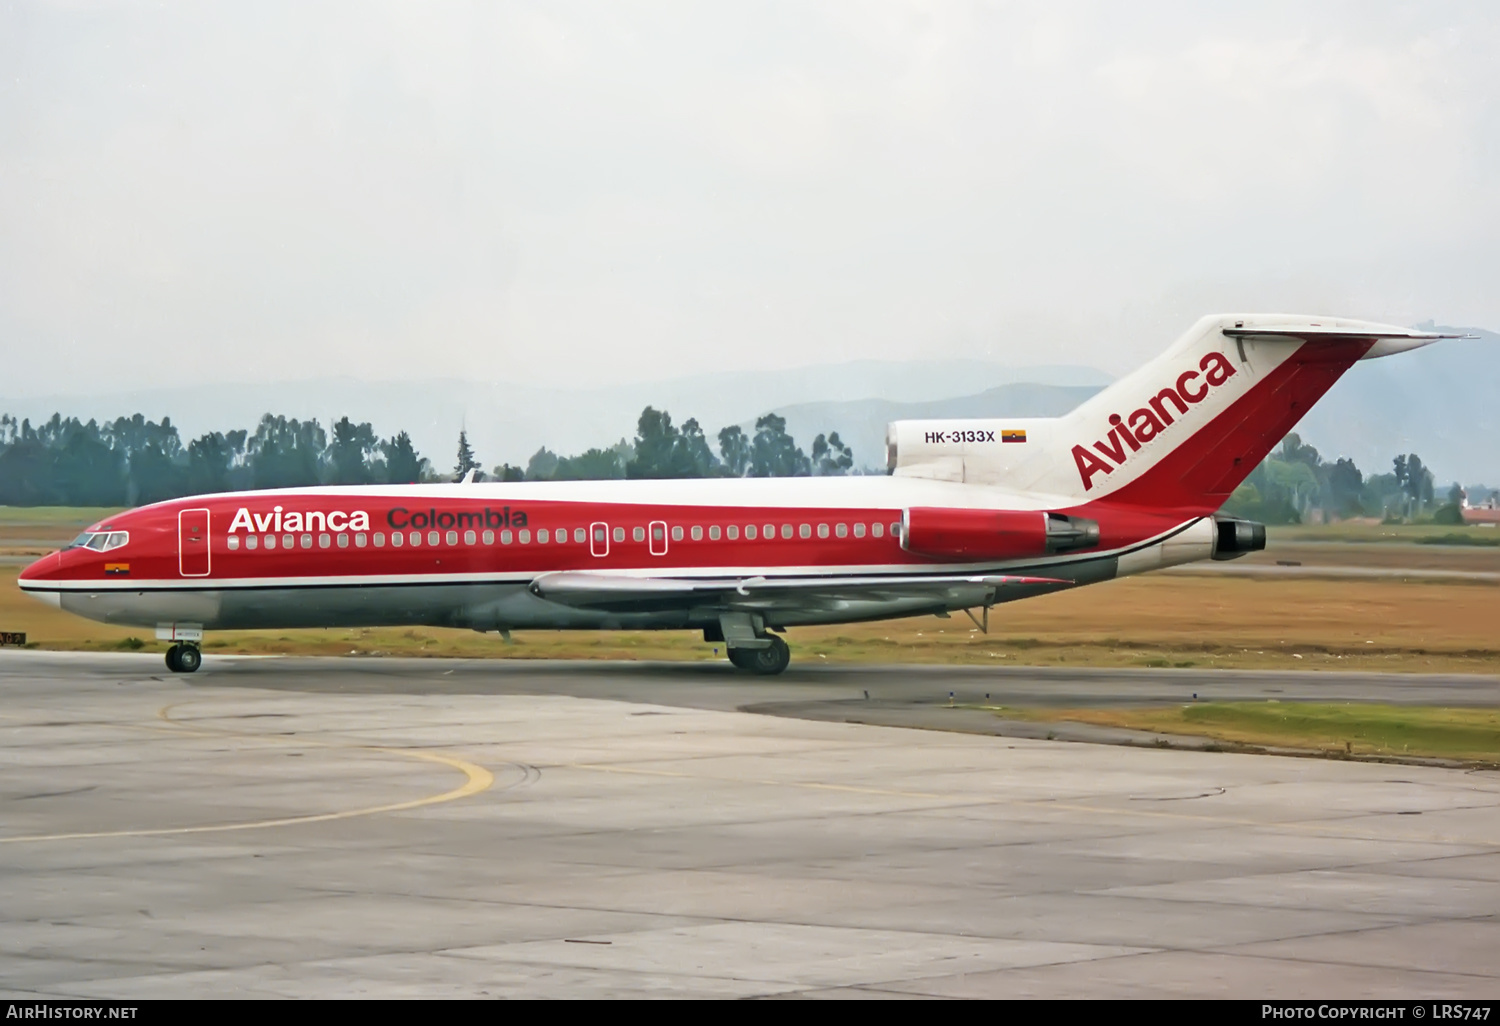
[0,701,494,845]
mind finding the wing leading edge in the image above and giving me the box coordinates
[529,569,1072,615]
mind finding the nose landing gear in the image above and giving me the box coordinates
[165,643,202,674]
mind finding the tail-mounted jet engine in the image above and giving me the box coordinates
[1211,515,1267,561]
[901,507,1100,561]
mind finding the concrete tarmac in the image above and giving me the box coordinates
[2,651,1498,998]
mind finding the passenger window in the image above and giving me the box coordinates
[537,529,548,544]
[651,523,665,544]
[799,524,811,539]
[574,527,586,543]
[319,533,331,548]
[766,523,777,539]
[410,531,421,546]
[709,525,721,541]
[373,532,384,547]
[301,534,313,549]
[446,530,458,545]
[337,533,349,548]
[284,534,295,549]
[872,523,884,538]
[727,525,739,540]
[854,523,866,538]
[391,531,403,547]
[691,525,703,541]
[263,535,275,550]
[519,529,531,544]
[227,535,240,550]
[355,533,367,547]
[428,530,440,546]
[464,529,476,545]
[816,524,828,539]
[671,525,684,542]
[613,527,624,543]
[246,535,258,550]
[835,523,847,538]
[891,522,902,538]
[482,530,493,545]
[745,524,757,540]
[501,530,513,544]
[781,524,793,539]
[633,526,645,542]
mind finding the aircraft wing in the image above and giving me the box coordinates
[529,570,1071,615]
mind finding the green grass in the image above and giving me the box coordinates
[998,702,1500,763]
[1271,523,1500,544]
[1418,532,1500,547]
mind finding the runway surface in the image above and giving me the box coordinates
[2,651,1498,998]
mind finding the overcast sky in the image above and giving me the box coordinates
[2,1,1496,395]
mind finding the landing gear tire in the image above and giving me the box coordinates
[166,643,201,674]
[727,635,791,676]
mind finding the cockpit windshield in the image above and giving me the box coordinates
[64,531,128,552]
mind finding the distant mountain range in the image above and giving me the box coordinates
[2,328,1495,485]
[1291,326,1499,486]
[758,325,1499,485]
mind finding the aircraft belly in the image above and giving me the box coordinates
[56,583,690,632]
[213,583,555,630]
[46,553,1119,633]
[60,589,223,629]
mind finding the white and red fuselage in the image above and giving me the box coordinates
[17,314,1458,672]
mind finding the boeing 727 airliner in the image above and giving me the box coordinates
[17,315,1464,674]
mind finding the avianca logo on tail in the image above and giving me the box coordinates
[1073,351,1238,490]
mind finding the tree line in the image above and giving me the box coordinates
[500,410,856,483]
[0,413,428,507]
[0,406,859,507]
[2,407,1487,524]
[1222,432,1483,525]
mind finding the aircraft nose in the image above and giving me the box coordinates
[18,552,62,607]
[18,551,60,583]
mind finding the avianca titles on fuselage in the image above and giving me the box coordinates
[18,314,1463,675]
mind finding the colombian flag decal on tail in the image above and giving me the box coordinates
[104,563,129,576]
[1001,429,1027,443]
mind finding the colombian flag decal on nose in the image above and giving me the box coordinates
[1001,429,1027,443]
[104,563,130,576]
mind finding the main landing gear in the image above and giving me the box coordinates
[727,635,791,676]
[710,613,792,675]
[165,643,202,674]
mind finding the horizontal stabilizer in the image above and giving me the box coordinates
[1220,325,1470,340]
[1221,322,1474,360]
